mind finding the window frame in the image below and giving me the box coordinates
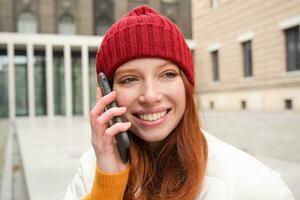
[242,40,253,77]
[17,11,38,33]
[211,50,219,81]
[285,26,300,72]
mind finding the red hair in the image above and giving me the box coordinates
[124,72,208,199]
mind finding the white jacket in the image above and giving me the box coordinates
[65,131,295,200]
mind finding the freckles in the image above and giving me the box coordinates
[116,92,133,107]
[166,84,184,97]
[116,94,126,107]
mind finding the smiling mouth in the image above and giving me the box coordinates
[135,109,170,122]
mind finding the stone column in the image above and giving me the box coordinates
[82,45,89,118]
[8,42,15,119]
[64,44,72,117]
[27,43,35,118]
[46,43,54,117]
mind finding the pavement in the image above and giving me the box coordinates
[2,111,300,200]
[0,120,9,199]
[12,117,91,200]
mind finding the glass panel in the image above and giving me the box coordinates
[72,51,83,115]
[96,18,111,36]
[298,28,300,70]
[211,0,219,9]
[58,14,76,35]
[0,48,9,118]
[128,0,148,10]
[212,50,219,81]
[53,50,65,115]
[93,0,114,35]
[15,49,28,116]
[17,12,37,33]
[285,26,299,71]
[162,0,177,3]
[243,41,252,77]
[161,0,178,24]
[34,49,47,116]
[89,51,97,110]
[247,41,253,76]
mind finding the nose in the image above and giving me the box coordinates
[138,80,162,105]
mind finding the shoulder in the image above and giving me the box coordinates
[201,130,295,200]
[64,147,96,199]
[77,147,97,184]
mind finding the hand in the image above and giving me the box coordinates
[89,87,131,173]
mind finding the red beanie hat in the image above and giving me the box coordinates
[96,5,194,85]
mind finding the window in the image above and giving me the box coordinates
[128,0,148,11]
[285,26,300,71]
[210,101,214,110]
[53,50,65,115]
[0,47,9,118]
[15,49,29,116]
[241,100,247,110]
[242,40,253,77]
[96,17,112,36]
[58,13,76,35]
[17,11,37,33]
[34,49,47,116]
[210,0,219,9]
[89,51,97,109]
[211,50,219,81]
[161,0,177,2]
[285,99,293,110]
[161,0,178,24]
[71,50,83,115]
[94,0,114,35]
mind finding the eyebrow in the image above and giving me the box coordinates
[115,61,173,76]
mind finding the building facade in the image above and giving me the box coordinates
[193,0,300,112]
[0,0,191,38]
[0,0,194,119]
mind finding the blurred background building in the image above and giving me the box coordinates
[193,0,300,112]
[0,0,193,119]
[0,1,300,199]
[0,0,300,120]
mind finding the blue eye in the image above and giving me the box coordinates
[120,77,138,84]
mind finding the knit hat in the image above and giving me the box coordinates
[96,5,194,85]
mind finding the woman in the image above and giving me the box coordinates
[65,5,294,200]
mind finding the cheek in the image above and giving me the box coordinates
[176,89,186,113]
[166,81,186,109]
[115,89,136,107]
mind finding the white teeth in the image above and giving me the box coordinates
[138,111,167,121]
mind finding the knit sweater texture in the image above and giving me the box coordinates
[83,166,129,200]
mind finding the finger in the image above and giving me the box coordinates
[104,122,131,137]
[90,91,117,120]
[97,107,127,125]
[96,87,103,101]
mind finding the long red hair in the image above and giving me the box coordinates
[124,72,208,200]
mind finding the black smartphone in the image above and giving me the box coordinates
[98,72,130,163]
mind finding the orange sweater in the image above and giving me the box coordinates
[83,167,129,200]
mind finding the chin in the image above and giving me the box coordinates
[133,130,170,144]
[128,124,175,145]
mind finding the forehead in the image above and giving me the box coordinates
[115,58,178,75]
